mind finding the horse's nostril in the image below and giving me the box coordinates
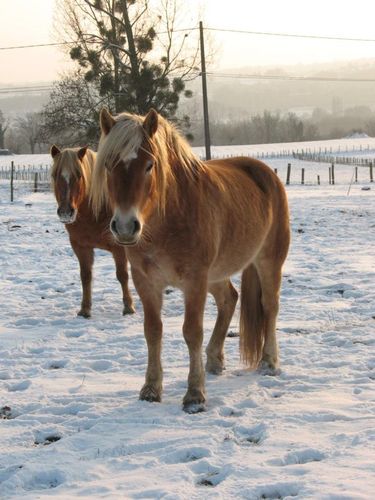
[111,219,118,234]
[133,219,141,234]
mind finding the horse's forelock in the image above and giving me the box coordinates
[51,148,95,197]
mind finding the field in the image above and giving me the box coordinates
[0,145,374,499]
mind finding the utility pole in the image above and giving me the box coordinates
[199,21,211,160]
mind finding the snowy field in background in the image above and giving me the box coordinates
[0,152,374,498]
[2,135,375,171]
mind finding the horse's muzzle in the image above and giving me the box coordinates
[57,206,77,224]
[110,214,141,245]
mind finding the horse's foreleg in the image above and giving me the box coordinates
[132,268,163,402]
[182,279,208,413]
[206,280,238,374]
[72,244,94,318]
[112,246,135,315]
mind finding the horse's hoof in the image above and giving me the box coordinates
[123,304,135,315]
[205,359,225,375]
[258,357,280,376]
[77,310,91,319]
[183,402,207,414]
[182,389,206,413]
[139,384,161,403]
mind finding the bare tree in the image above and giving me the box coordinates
[16,113,44,154]
[0,110,9,149]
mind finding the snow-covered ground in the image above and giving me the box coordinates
[0,154,374,499]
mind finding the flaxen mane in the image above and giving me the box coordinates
[91,112,205,217]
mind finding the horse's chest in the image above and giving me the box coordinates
[128,248,183,287]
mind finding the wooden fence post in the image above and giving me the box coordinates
[370,162,373,183]
[34,172,38,192]
[10,161,14,202]
[329,166,332,185]
[286,163,291,185]
[301,168,305,185]
[317,175,320,185]
[355,167,358,183]
[274,168,278,176]
[331,163,335,185]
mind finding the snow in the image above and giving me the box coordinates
[0,150,374,499]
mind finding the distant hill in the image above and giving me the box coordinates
[182,58,375,120]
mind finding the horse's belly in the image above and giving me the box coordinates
[208,234,264,282]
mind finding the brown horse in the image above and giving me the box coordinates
[91,109,290,413]
[50,145,135,318]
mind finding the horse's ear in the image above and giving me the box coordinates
[100,108,116,135]
[77,146,88,160]
[143,108,158,137]
[50,145,61,159]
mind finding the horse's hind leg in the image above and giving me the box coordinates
[254,258,283,371]
[112,246,135,315]
[206,280,238,374]
[72,244,94,318]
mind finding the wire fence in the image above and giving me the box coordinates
[1,152,373,205]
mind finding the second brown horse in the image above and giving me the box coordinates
[50,145,134,318]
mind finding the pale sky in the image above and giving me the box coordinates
[1,0,375,84]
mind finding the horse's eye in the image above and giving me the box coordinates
[145,161,153,173]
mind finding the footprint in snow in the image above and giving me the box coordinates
[34,431,62,446]
[90,360,113,371]
[0,405,14,419]
[46,359,68,370]
[219,406,245,418]
[269,448,325,466]
[233,423,268,445]
[192,460,230,487]
[64,330,85,338]
[255,481,301,499]
[7,380,31,392]
[161,446,210,464]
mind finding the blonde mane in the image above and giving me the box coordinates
[51,147,96,197]
[91,111,205,217]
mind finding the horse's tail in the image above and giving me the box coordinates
[239,263,265,368]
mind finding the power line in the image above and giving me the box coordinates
[205,27,375,43]
[0,28,197,51]
[206,72,375,83]
[0,42,70,51]
[2,25,375,51]
[0,86,53,94]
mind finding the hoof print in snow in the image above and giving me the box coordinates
[165,288,174,295]
[1,405,14,419]
[227,330,239,338]
[48,360,67,370]
[257,482,300,499]
[235,423,267,446]
[197,478,215,487]
[281,449,325,466]
[34,435,62,446]
[8,380,31,392]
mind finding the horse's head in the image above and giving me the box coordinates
[50,145,89,224]
[95,108,159,246]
